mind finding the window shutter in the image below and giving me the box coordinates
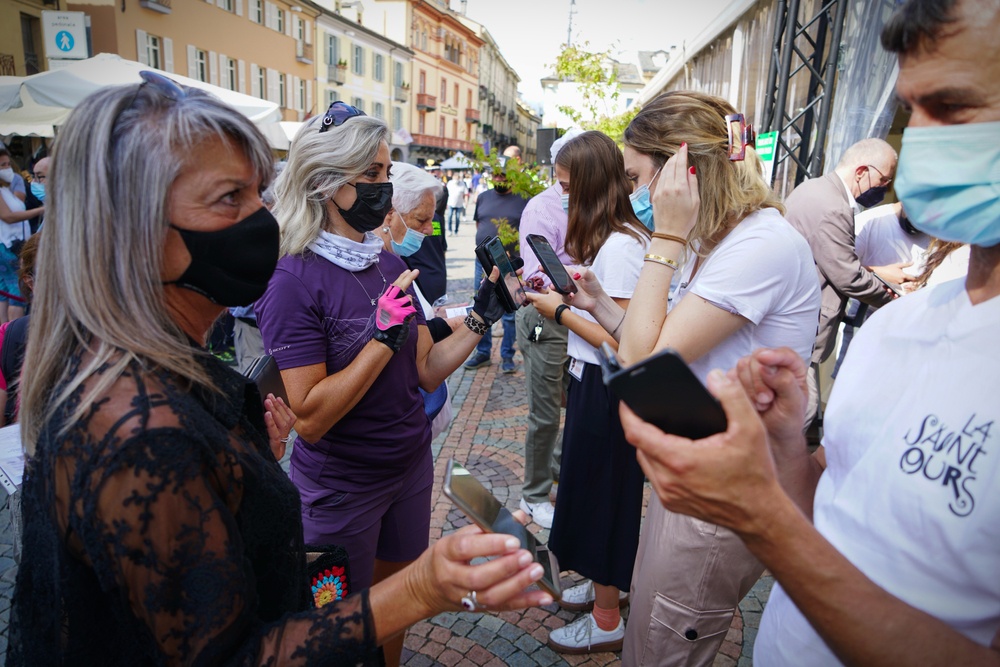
[285,13,293,37]
[286,75,294,109]
[251,63,260,97]
[238,59,247,93]
[164,38,174,73]
[218,53,228,88]
[264,2,275,29]
[306,80,313,115]
[267,68,278,104]
[216,0,226,8]
[304,20,312,45]
[209,50,219,86]
[136,30,149,65]
[235,0,243,16]
[292,75,300,110]
[187,45,198,78]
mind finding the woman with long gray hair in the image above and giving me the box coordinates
[254,102,508,667]
[8,77,550,666]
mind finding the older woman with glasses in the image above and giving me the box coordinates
[255,102,509,666]
[8,78,549,667]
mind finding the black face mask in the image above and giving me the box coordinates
[898,210,919,235]
[169,206,280,307]
[856,185,887,209]
[338,181,394,233]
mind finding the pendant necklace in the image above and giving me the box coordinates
[350,263,387,306]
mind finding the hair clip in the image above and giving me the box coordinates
[725,113,755,161]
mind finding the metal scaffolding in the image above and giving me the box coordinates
[761,0,849,186]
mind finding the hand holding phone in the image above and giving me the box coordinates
[524,234,577,295]
[475,236,526,312]
[442,459,561,598]
[596,344,727,440]
[871,271,903,297]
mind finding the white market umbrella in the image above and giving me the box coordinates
[439,152,474,170]
[0,53,282,143]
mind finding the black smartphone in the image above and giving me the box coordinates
[244,354,289,407]
[524,234,577,295]
[475,235,526,312]
[596,344,727,440]
[442,458,561,598]
[871,271,904,296]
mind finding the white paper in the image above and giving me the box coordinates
[0,423,24,494]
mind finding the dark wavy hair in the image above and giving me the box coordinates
[881,0,960,55]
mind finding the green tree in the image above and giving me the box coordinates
[468,145,547,255]
[552,41,639,142]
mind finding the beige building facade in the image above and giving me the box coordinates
[69,0,319,122]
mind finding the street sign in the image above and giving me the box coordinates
[756,130,778,183]
[41,11,89,61]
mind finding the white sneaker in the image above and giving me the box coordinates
[559,581,631,612]
[548,613,624,654]
[518,498,555,529]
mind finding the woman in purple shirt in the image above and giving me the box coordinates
[255,102,505,667]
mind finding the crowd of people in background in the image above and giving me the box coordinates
[1,0,997,665]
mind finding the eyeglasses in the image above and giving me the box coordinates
[116,70,188,125]
[725,113,756,162]
[867,164,892,186]
[319,101,366,133]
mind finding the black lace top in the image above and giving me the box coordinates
[7,348,380,666]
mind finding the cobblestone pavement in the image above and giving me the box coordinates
[0,269,773,666]
[404,279,774,667]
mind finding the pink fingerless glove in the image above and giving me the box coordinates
[376,285,417,330]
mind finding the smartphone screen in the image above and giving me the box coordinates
[525,234,577,295]
[442,459,561,598]
[487,238,527,308]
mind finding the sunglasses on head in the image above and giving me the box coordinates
[319,101,366,133]
[115,71,188,125]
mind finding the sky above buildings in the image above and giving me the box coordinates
[462,0,735,108]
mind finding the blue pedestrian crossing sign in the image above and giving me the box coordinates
[55,31,74,52]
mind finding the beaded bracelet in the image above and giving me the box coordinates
[644,254,680,270]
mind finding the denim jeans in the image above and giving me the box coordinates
[473,260,516,359]
[447,206,464,232]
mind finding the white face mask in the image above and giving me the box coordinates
[0,168,14,184]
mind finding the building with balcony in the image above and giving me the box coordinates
[312,3,413,161]
[70,0,319,122]
[457,16,518,156]
[515,99,541,165]
[338,0,482,166]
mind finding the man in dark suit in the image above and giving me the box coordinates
[784,138,902,425]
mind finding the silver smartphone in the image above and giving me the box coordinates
[442,458,561,598]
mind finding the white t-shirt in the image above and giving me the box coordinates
[0,186,28,248]
[674,207,821,382]
[566,230,647,366]
[854,204,930,275]
[446,179,467,208]
[756,278,1000,665]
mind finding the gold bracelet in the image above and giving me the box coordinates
[644,254,679,270]
[651,232,687,245]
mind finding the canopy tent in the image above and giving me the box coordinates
[438,152,474,170]
[258,121,305,152]
[0,53,282,144]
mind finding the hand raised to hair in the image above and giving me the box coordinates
[650,143,700,241]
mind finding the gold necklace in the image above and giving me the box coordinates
[350,263,387,306]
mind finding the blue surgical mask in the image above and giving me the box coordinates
[389,213,427,256]
[30,181,45,202]
[629,166,661,231]
[894,120,1000,248]
[560,194,569,213]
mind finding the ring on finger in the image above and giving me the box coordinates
[280,435,293,443]
[460,590,486,612]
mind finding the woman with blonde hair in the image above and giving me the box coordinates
[525,131,650,654]
[8,79,549,666]
[254,102,508,667]
[555,91,821,665]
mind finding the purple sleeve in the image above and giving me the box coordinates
[255,267,328,370]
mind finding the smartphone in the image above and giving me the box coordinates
[442,458,562,598]
[596,343,727,440]
[524,234,577,295]
[244,354,289,407]
[871,271,904,296]
[475,235,526,312]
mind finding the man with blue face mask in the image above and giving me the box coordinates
[618,0,1000,665]
[784,137,903,427]
[26,157,48,233]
